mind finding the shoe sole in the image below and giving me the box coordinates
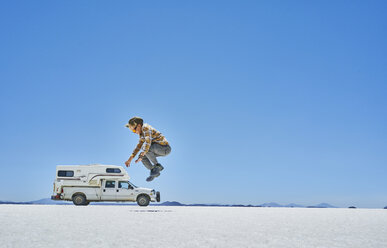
[146,173,160,182]
[146,176,154,182]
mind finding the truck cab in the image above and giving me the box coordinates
[99,179,160,205]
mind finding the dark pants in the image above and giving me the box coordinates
[141,143,171,170]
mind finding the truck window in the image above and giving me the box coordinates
[58,170,74,177]
[118,181,130,189]
[106,168,121,173]
[128,181,137,188]
[105,181,116,188]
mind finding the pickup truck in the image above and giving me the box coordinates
[51,164,160,206]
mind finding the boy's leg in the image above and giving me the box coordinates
[152,143,171,156]
[142,149,161,180]
[144,143,171,178]
[141,156,154,170]
[144,150,158,166]
[144,150,161,177]
[144,143,171,166]
[142,156,159,182]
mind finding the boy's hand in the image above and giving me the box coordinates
[135,153,145,163]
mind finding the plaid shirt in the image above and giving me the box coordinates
[132,123,169,158]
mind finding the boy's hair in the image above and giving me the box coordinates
[128,117,143,127]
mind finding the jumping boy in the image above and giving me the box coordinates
[125,117,171,182]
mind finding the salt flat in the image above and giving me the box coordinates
[1,205,386,248]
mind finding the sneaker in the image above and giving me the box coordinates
[146,175,156,182]
[150,164,164,176]
[146,170,160,181]
[150,167,160,177]
[155,163,164,172]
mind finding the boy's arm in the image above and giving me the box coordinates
[132,140,144,158]
[138,128,152,158]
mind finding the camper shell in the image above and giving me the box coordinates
[51,164,160,206]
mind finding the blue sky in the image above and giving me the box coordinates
[0,1,386,208]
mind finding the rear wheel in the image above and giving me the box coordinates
[137,194,150,207]
[72,194,87,206]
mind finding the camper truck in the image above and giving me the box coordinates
[51,164,160,206]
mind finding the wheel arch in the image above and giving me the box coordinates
[136,193,150,202]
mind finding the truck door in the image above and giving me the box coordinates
[101,180,117,200]
[116,181,136,201]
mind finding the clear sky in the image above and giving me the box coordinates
[1,0,386,208]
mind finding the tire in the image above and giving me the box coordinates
[137,194,150,207]
[72,194,87,206]
[156,191,161,202]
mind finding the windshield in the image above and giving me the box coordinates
[128,181,137,188]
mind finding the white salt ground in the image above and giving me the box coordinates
[0,205,387,248]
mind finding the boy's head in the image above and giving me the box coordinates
[126,116,143,133]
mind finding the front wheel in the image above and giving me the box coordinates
[137,194,150,207]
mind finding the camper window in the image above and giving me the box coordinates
[58,170,74,177]
[106,168,121,173]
